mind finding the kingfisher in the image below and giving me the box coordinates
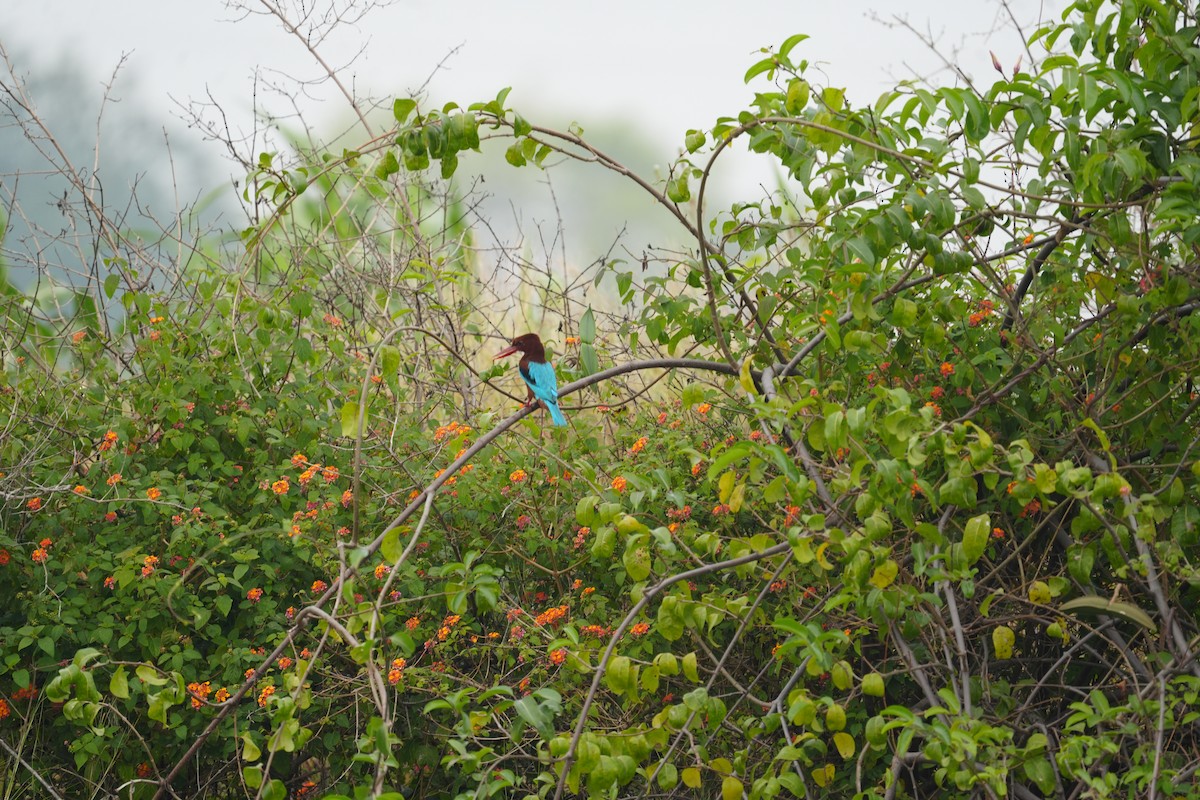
[494,333,567,426]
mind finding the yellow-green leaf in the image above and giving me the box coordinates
[1028,581,1051,604]
[623,542,651,581]
[719,471,736,504]
[682,767,702,788]
[831,661,853,691]
[340,401,363,438]
[833,731,856,760]
[109,666,129,699]
[868,559,898,589]
[682,652,699,683]
[826,703,846,731]
[861,672,885,697]
[242,732,261,762]
[993,625,1015,659]
[728,482,746,513]
[815,542,834,571]
[811,763,835,787]
[605,656,632,694]
[722,776,744,800]
[380,528,402,564]
[739,357,757,395]
[655,652,679,676]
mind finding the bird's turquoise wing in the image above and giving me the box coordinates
[521,361,559,403]
[521,360,567,426]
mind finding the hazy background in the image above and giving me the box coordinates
[0,0,1062,283]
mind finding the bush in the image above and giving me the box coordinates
[2,0,1199,798]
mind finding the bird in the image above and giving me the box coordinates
[494,333,567,426]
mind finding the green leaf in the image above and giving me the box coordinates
[1060,595,1157,633]
[744,56,777,84]
[136,665,169,687]
[242,732,262,762]
[580,343,599,377]
[380,345,399,391]
[622,540,651,582]
[393,98,417,124]
[513,694,554,739]
[962,514,989,565]
[778,33,810,61]
[375,151,400,180]
[657,762,678,790]
[785,78,811,114]
[580,307,596,343]
[575,496,599,526]
[504,142,527,167]
[381,528,403,564]
[667,177,690,203]
[109,666,129,699]
[605,655,632,694]
[341,401,363,439]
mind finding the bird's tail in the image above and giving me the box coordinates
[546,401,567,427]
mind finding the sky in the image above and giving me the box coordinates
[0,0,1063,281]
[1,0,1061,151]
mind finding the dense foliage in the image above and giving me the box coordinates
[2,0,1200,798]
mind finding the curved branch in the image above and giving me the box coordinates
[551,542,791,800]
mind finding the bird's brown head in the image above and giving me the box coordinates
[494,333,546,361]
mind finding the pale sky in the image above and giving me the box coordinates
[0,1,1062,281]
[1,1,1058,153]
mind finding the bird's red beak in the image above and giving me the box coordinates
[494,344,519,360]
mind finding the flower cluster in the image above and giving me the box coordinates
[434,421,471,442]
[572,527,590,549]
[247,588,264,603]
[534,604,569,628]
[141,555,159,577]
[187,681,212,710]
[98,430,118,452]
[611,476,627,493]
[388,657,407,685]
[968,299,995,327]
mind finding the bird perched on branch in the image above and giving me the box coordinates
[494,333,567,426]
